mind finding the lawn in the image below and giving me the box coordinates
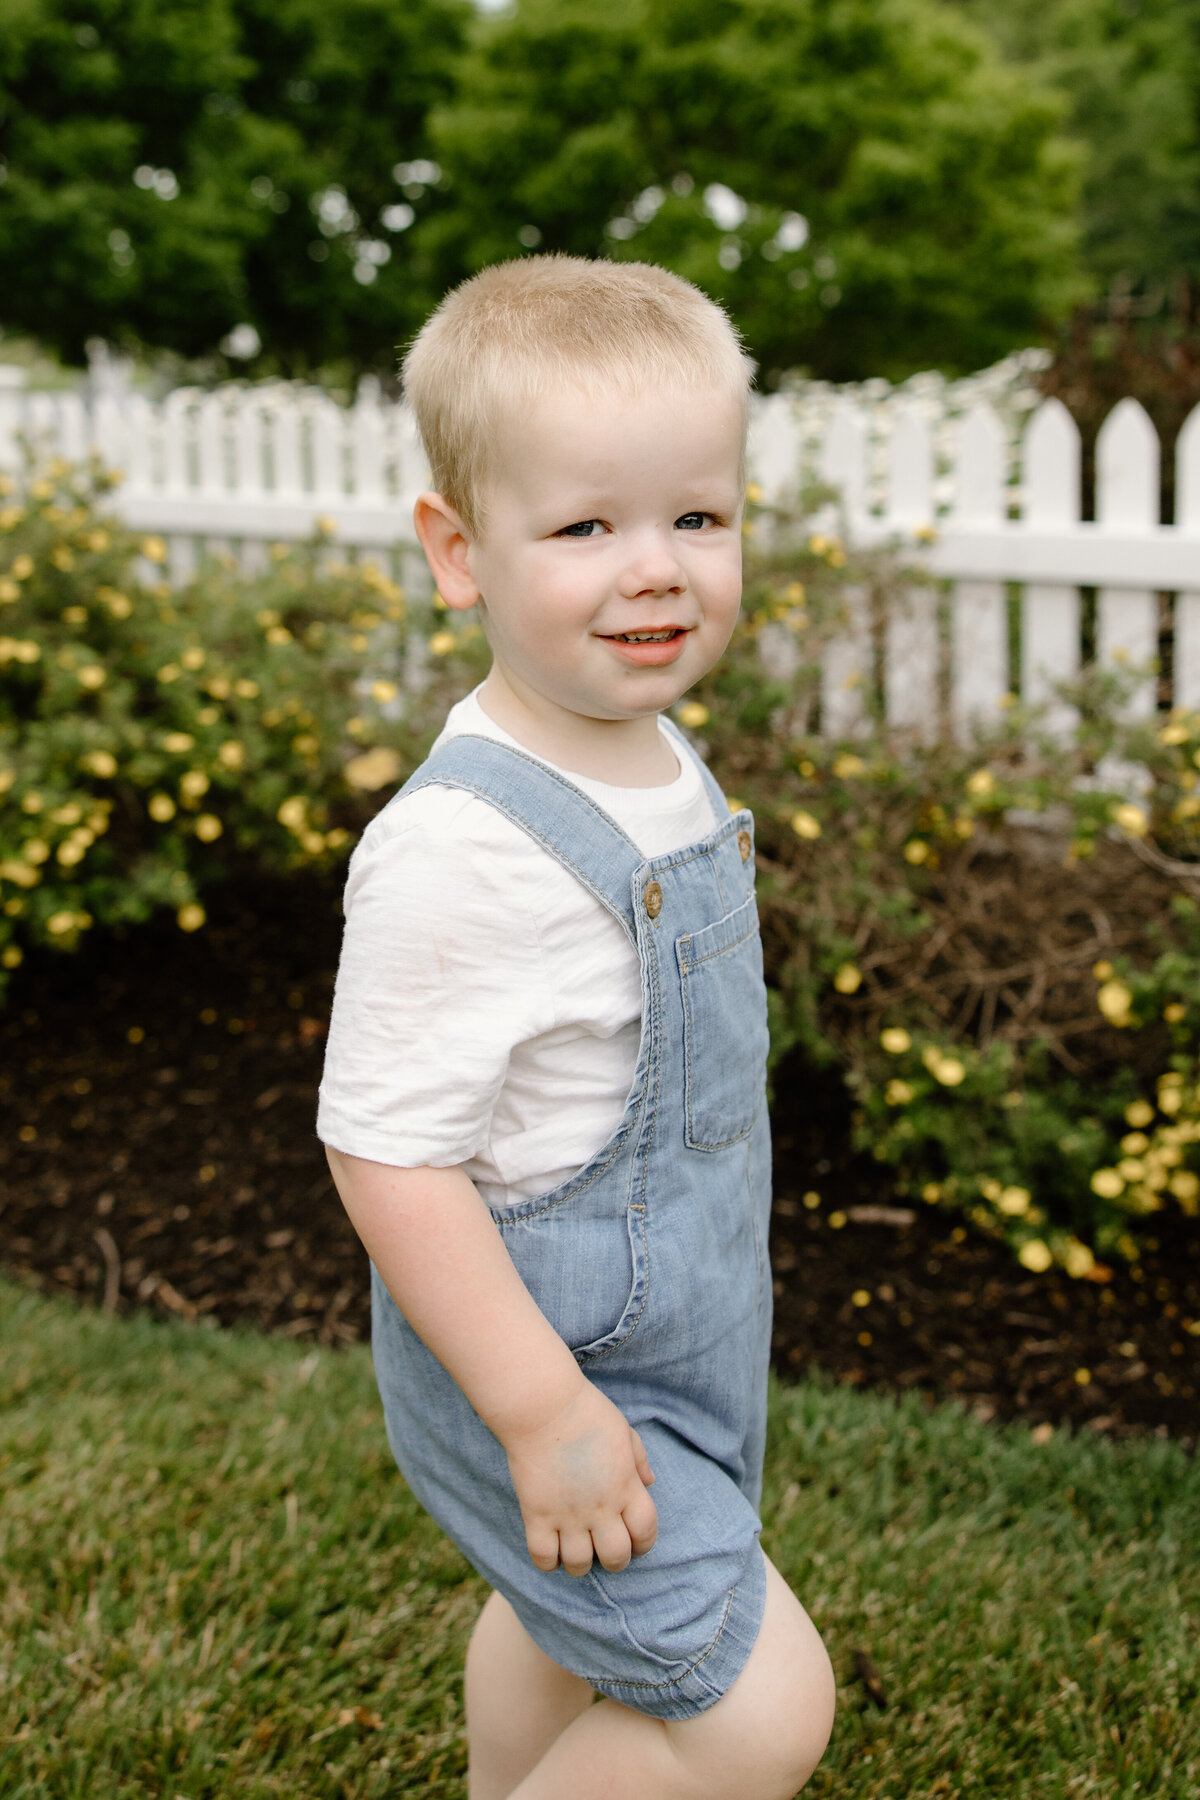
[1,1278,1196,1799]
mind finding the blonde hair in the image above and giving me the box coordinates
[402,255,754,535]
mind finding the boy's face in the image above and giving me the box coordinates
[462,383,744,736]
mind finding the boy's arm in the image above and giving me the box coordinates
[325,1147,657,1577]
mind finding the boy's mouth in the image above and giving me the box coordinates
[600,626,690,666]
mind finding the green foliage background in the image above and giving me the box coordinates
[0,0,1093,382]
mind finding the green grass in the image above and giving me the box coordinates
[1,1280,1197,1799]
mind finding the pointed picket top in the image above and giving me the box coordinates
[309,393,345,500]
[268,389,303,499]
[951,402,1005,527]
[886,401,934,528]
[352,377,386,505]
[196,391,228,495]
[1096,397,1159,529]
[1176,403,1200,532]
[231,388,266,498]
[162,387,197,493]
[747,392,799,500]
[1021,398,1080,527]
[818,398,868,521]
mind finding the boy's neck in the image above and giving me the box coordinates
[476,670,680,788]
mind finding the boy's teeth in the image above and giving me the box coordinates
[616,630,676,642]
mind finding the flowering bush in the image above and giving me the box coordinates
[0,459,447,984]
[681,487,1200,1276]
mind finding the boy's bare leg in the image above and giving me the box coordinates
[505,1556,835,1800]
[465,1588,595,1800]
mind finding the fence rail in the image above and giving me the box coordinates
[2,368,1199,733]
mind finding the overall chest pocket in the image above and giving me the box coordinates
[676,892,770,1151]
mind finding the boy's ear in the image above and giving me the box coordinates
[412,492,480,611]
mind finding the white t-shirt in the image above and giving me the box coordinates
[316,689,721,1208]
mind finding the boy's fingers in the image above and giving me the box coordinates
[558,1530,594,1579]
[624,1486,658,1558]
[591,1519,633,1574]
[631,1430,655,1486]
[526,1526,561,1573]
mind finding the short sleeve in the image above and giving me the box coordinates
[316,788,555,1168]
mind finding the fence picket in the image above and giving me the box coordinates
[310,394,345,502]
[818,399,867,523]
[1174,405,1200,711]
[748,393,799,500]
[887,402,934,528]
[351,380,387,505]
[820,586,871,737]
[950,404,1007,733]
[1096,398,1160,718]
[1020,400,1081,732]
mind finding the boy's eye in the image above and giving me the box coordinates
[675,512,714,530]
[556,519,606,538]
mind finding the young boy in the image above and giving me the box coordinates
[318,255,835,1800]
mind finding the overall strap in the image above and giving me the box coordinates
[659,715,731,823]
[399,735,644,946]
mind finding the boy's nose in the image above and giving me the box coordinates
[617,540,687,599]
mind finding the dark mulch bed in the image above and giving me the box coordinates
[3,874,1197,1448]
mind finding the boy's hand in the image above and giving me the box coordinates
[501,1380,658,1578]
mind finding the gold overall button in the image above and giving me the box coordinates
[643,880,663,920]
[737,829,752,863]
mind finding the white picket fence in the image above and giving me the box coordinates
[2,364,1199,735]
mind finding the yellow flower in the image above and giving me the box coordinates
[292,733,318,756]
[11,554,33,580]
[148,794,176,822]
[314,514,338,537]
[1169,1170,1199,1212]
[300,830,326,854]
[1,946,22,968]
[880,1027,911,1054]
[181,646,206,670]
[217,740,245,771]
[966,768,995,798]
[1096,979,1133,1025]
[933,1057,965,1087]
[726,796,744,814]
[266,625,293,646]
[833,753,864,778]
[744,482,764,504]
[851,1289,871,1308]
[429,629,457,657]
[1090,1168,1125,1199]
[953,816,975,839]
[234,678,259,699]
[75,664,105,689]
[179,770,209,800]
[371,679,399,705]
[0,858,38,887]
[157,665,180,684]
[142,536,168,563]
[885,1079,914,1106]
[177,903,206,932]
[1164,1002,1186,1023]
[677,701,710,730]
[912,523,938,545]
[51,544,74,571]
[86,528,110,552]
[344,747,402,793]
[12,640,40,662]
[56,839,86,867]
[1160,721,1190,746]
[1121,1131,1149,1155]
[903,839,929,865]
[0,769,12,793]
[22,792,43,813]
[785,581,805,604]
[0,579,17,603]
[23,839,49,865]
[790,810,821,840]
[1110,802,1148,837]
[326,827,351,850]
[163,732,194,753]
[83,750,118,778]
[1174,796,1200,821]
[194,813,223,842]
[0,507,25,531]
[46,910,78,936]
[1018,1239,1053,1273]
[833,962,862,995]
[277,796,308,830]
[1092,960,1113,980]
[998,1186,1031,1216]
[1064,1240,1096,1279]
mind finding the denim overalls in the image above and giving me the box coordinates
[370,728,773,1720]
